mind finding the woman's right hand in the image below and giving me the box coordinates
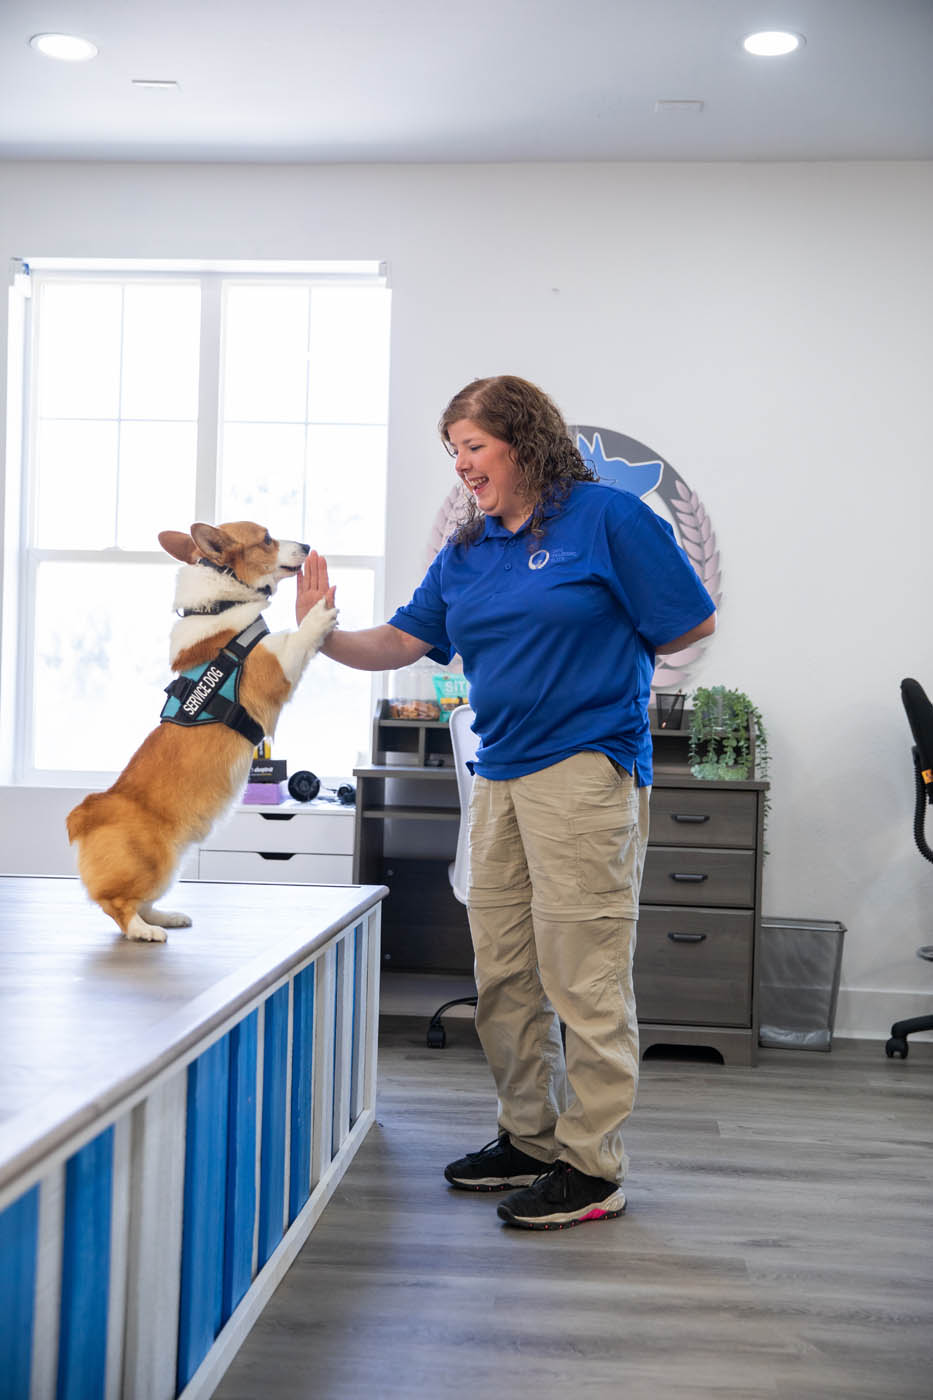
[296,550,337,625]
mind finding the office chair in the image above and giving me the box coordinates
[426,703,479,1047]
[885,677,933,1059]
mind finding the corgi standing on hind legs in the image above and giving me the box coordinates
[66,521,337,943]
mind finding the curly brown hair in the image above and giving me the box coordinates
[438,375,596,546]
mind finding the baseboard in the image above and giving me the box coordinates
[834,987,933,1041]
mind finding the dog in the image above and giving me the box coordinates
[66,520,337,942]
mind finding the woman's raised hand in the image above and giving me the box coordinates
[296,550,337,625]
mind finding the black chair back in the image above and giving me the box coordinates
[901,678,933,804]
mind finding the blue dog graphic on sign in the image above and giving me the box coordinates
[577,432,663,499]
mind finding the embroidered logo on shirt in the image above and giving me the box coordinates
[527,547,577,570]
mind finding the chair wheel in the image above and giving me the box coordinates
[886,1036,908,1058]
[426,1024,447,1049]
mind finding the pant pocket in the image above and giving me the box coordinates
[570,804,640,897]
[467,779,530,899]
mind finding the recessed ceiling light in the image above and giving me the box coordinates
[742,30,804,57]
[29,33,99,62]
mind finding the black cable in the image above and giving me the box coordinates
[912,750,933,864]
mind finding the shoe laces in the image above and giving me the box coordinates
[535,1160,575,1202]
[466,1134,509,1163]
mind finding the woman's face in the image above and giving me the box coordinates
[447,418,532,532]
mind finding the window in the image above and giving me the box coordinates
[3,260,390,784]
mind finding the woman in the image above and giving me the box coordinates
[296,375,716,1230]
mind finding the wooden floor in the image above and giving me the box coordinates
[215,1018,933,1400]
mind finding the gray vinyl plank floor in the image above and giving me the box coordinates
[215,1019,933,1400]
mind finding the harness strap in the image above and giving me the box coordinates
[161,618,270,746]
[199,695,265,748]
[221,616,269,660]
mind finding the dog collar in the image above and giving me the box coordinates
[196,556,272,598]
[178,598,242,617]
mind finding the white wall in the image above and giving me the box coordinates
[0,159,931,1038]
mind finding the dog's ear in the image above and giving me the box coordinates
[189,522,232,560]
[158,530,199,563]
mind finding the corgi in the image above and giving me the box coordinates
[66,520,337,942]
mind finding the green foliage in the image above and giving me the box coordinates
[688,686,770,783]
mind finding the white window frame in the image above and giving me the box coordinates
[2,258,389,787]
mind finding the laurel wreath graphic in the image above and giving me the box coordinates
[425,482,472,568]
[653,480,722,691]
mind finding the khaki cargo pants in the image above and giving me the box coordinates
[466,750,650,1184]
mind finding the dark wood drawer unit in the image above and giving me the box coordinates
[641,847,757,908]
[649,788,758,849]
[634,908,754,1026]
[640,714,767,1065]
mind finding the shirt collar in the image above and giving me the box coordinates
[478,494,564,541]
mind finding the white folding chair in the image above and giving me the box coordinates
[426,703,480,1047]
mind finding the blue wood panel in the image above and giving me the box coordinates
[57,1126,114,1400]
[177,1035,230,1392]
[349,923,361,1124]
[0,1184,38,1399]
[332,939,344,1156]
[257,985,289,1268]
[288,963,315,1224]
[222,1011,258,1324]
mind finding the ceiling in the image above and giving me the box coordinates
[1,0,932,164]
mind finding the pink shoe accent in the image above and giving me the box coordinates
[579,1208,608,1221]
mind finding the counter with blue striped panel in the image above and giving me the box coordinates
[0,896,383,1400]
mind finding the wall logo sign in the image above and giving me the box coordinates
[573,426,721,690]
[426,424,721,691]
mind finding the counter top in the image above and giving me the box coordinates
[0,875,387,1196]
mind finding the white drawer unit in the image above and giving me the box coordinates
[200,850,355,883]
[191,799,356,884]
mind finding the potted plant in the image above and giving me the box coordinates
[688,686,769,782]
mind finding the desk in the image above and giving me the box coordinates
[354,704,767,1064]
[0,876,386,1400]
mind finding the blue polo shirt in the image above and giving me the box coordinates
[388,481,714,784]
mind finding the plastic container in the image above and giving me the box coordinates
[758,917,846,1051]
[387,659,440,720]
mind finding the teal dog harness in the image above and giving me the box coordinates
[160,617,269,747]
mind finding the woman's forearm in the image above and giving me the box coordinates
[320,623,432,671]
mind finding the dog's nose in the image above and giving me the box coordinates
[300,542,310,555]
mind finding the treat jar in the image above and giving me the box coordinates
[387,658,440,720]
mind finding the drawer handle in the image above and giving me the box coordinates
[259,813,296,822]
[669,872,709,882]
[667,931,707,943]
[258,851,295,861]
[671,813,710,823]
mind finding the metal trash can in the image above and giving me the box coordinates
[758,917,846,1051]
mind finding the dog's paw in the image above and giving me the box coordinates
[146,908,192,929]
[300,600,339,646]
[124,914,168,943]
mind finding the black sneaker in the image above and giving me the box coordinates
[444,1133,553,1191]
[497,1160,626,1229]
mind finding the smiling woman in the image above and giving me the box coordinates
[295,371,717,1230]
[445,421,531,533]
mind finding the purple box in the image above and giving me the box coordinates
[243,780,288,805]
